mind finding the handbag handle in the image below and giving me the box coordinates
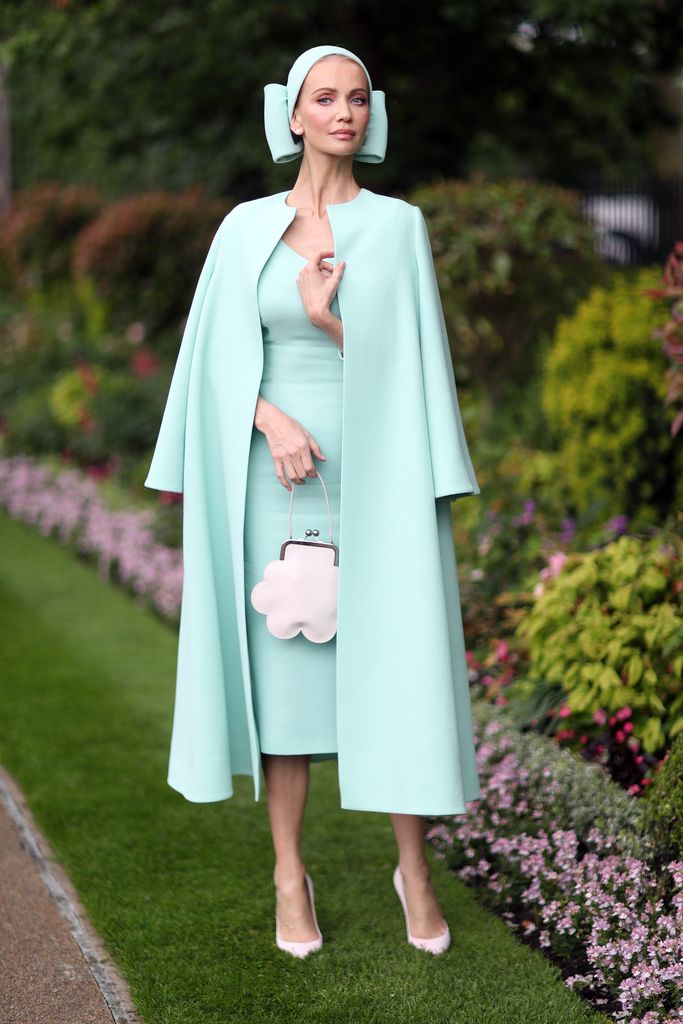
[287,470,334,543]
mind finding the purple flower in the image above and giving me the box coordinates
[512,498,537,526]
[426,717,683,1023]
[607,514,629,537]
[0,454,183,621]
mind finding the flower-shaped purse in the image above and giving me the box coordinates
[250,471,339,643]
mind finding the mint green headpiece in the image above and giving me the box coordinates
[263,44,388,164]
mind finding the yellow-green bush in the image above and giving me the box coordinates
[49,365,104,430]
[509,531,683,757]
[542,267,681,525]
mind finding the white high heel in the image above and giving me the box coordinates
[393,865,451,955]
[275,872,323,958]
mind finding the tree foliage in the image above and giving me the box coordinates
[1,0,682,202]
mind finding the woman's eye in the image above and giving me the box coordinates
[317,96,367,105]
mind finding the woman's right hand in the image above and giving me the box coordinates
[254,396,326,492]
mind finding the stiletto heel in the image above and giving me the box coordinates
[393,864,451,955]
[275,872,323,957]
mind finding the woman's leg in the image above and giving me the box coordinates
[262,752,319,941]
[389,813,448,938]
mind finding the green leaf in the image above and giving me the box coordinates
[627,653,643,686]
[640,717,665,754]
[597,665,622,690]
[611,584,634,611]
[668,717,683,739]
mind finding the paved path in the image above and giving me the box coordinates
[0,764,141,1024]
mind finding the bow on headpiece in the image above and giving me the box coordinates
[264,44,388,164]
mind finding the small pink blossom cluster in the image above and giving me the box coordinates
[533,549,568,597]
[427,718,683,1024]
[0,455,182,620]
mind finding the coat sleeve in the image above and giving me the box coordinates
[144,220,225,493]
[412,204,481,502]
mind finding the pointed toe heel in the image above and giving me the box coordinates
[275,872,323,958]
[393,864,451,955]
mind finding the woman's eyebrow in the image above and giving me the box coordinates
[311,86,368,94]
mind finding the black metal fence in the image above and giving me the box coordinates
[579,175,683,268]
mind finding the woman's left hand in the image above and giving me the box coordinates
[296,249,345,331]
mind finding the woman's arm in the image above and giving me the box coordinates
[253,395,327,491]
[315,310,344,355]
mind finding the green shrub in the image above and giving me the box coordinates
[90,369,166,456]
[71,187,232,352]
[641,733,683,867]
[542,266,682,525]
[508,531,683,758]
[2,383,68,456]
[406,175,609,418]
[0,182,103,295]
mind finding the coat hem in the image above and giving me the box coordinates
[168,778,234,803]
[338,794,481,815]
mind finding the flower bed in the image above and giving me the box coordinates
[0,454,182,621]
[428,702,683,1024]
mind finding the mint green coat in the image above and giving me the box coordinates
[144,187,482,815]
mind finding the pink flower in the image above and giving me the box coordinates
[132,348,161,378]
[126,321,146,344]
[548,551,567,577]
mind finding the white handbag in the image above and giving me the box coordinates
[250,471,339,643]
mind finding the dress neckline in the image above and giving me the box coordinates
[278,238,310,261]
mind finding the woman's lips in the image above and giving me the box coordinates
[331,131,355,138]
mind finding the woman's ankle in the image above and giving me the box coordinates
[398,854,431,881]
[273,858,306,889]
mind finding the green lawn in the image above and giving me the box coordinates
[0,510,611,1024]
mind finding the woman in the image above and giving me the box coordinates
[144,44,482,959]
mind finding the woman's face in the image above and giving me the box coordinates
[290,56,370,159]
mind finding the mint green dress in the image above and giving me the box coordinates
[243,239,342,757]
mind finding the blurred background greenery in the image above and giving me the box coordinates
[2,0,683,199]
